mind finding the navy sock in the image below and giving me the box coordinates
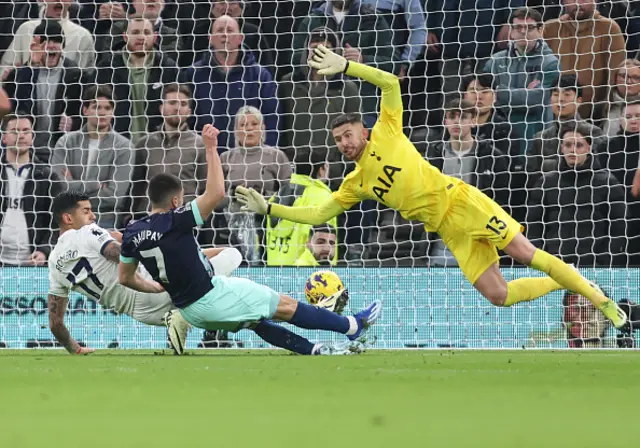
[253,320,315,355]
[289,302,350,334]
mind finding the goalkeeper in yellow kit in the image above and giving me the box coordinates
[237,45,627,328]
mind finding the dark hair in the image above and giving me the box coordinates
[311,224,337,236]
[295,147,329,178]
[510,8,543,26]
[83,85,115,109]
[330,112,363,130]
[460,73,495,92]
[552,74,583,98]
[148,173,183,207]
[1,114,34,132]
[52,191,90,226]
[33,20,65,45]
[559,122,593,147]
[162,83,192,100]
[309,27,339,49]
[444,98,477,118]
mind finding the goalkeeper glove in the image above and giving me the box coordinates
[236,186,269,215]
[308,44,348,76]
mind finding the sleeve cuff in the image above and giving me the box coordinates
[190,199,204,226]
[99,239,115,256]
[119,255,137,264]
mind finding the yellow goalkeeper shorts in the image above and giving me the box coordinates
[437,183,523,285]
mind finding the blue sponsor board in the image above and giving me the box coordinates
[1,267,638,349]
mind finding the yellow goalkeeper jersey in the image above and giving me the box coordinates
[331,63,461,232]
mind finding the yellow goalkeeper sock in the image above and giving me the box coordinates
[504,277,563,307]
[529,249,607,308]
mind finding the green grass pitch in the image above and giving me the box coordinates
[0,350,638,448]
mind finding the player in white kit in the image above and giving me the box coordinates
[47,191,242,355]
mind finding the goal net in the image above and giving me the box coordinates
[0,0,638,350]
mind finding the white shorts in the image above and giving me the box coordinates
[131,291,174,326]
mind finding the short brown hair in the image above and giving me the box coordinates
[444,98,477,119]
[162,83,192,100]
[83,84,114,108]
[510,8,543,27]
[331,112,363,129]
[1,114,34,132]
[560,122,594,148]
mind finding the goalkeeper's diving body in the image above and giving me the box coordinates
[237,45,628,328]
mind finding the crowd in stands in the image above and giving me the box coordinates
[0,0,639,269]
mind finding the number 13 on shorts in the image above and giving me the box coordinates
[486,216,508,239]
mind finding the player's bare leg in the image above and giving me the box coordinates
[493,233,628,328]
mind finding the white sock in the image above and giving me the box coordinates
[346,316,358,336]
[311,343,323,355]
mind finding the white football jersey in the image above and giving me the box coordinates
[48,223,137,315]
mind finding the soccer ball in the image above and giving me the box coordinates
[304,270,349,314]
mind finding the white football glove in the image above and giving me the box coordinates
[236,186,269,215]
[308,44,348,76]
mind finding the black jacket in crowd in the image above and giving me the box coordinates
[0,153,62,258]
[605,131,640,264]
[426,139,511,207]
[474,109,513,159]
[3,58,84,163]
[92,51,181,142]
[527,154,627,266]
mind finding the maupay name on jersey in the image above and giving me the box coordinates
[131,230,164,248]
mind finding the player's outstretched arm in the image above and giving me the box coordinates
[118,260,165,294]
[309,44,402,114]
[48,294,94,355]
[195,124,225,222]
[236,186,345,225]
[0,86,11,119]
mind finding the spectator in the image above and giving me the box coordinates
[131,83,206,216]
[527,74,605,177]
[266,147,337,266]
[563,290,610,348]
[294,0,395,124]
[184,0,274,70]
[485,7,560,158]
[93,16,180,143]
[96,0,182,65]
[0,0,95,78]
[77,1,128,36]
[279,27,361,182]
[607,101,640,264]
[51,85,132,228]
[426,0,526,92]
[527,123,626,266]
[601,59,640,137]
[0,1,39,58]
[0,114,59,267]
[220,106,291,264]
[543,0,626,120]
[3,20,83,164]
[425,99,509,266]
[360,0,426,76]
[187,15,279,151]
[294,224,338,267]
[461,73,512,157]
